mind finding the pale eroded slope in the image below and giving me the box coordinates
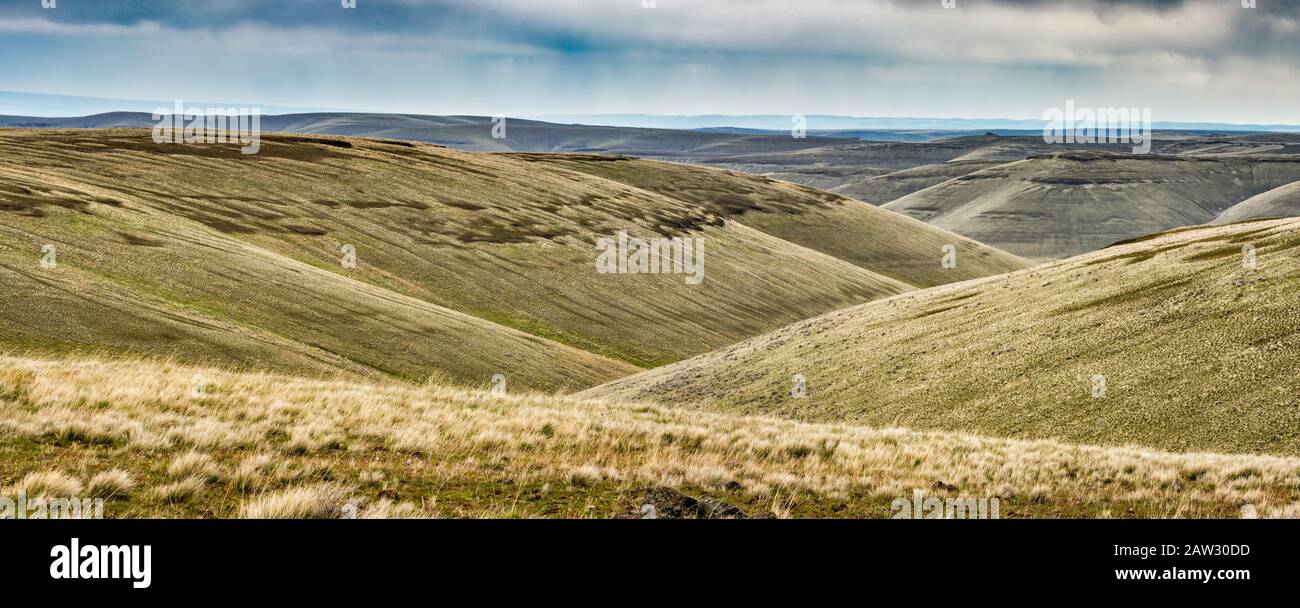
[1214,180,1300,224]
[884,152,1300,259]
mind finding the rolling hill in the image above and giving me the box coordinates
[516,154,1030,288]
[0,129,1026,383]
[883,152,1300,260]
[0,134,637,391]
[583,217,1300,456]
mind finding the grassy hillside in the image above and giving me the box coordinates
[884,152,1300,259]
[3,355,1298,518]
[524,154,1029,288]
[0,129,948,374]
[584,217,1300,456]
[1214,180,1300,224]
[0,173,633,392]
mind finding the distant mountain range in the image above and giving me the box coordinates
[530,113,1300,134]
[5,91,1298,135]
[0,90,341,117]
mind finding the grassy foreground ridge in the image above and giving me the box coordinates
[2,356,1298,518]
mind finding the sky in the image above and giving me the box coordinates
[1,0,1298,124]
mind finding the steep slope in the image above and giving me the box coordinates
[0,166,635,392]
[523,155,1030,288]
[1214,180,1300,224]
[0,129,914,372]
[584,217,1300,456]
[884,152,1300,260]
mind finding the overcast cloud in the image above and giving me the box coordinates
[0,0,1296,123]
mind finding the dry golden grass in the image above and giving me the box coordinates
[238,483,352,519]
[153,476,206,504]
[167,451,219,481]
[13,469,83,498]
[86,469,134,499]
[231,453,274,492]
[3,355,1299,518]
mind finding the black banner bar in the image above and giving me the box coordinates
[0,520,1287,597]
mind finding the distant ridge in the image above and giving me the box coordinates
[0,90,338,117]
[529,113,1300,134]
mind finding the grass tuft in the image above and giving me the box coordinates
[238,483,352,519]
[86,469,135,499]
